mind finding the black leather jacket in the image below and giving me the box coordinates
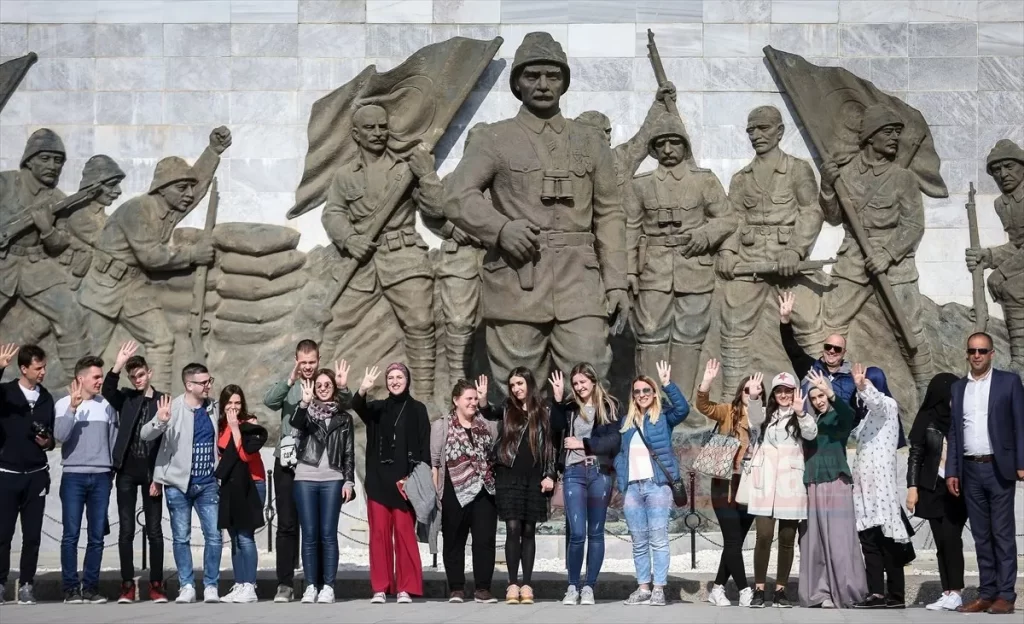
[290,404,355,483]
[907,422,945,490]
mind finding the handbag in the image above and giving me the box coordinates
[691,423,741,480]
[634,427,687,507]
[734,459,753,505]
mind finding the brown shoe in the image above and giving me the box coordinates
[988,598,1015,614]
[474,589,498,604]
[958,598,994,613]
[449,590,465,603]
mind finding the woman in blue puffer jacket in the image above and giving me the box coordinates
[614,360,690,607]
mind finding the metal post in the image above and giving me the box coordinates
[137,508,148,570]
[266,469,275,552]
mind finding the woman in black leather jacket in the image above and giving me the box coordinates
[906,372,964,612]
[289,366,354,604]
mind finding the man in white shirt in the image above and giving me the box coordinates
[945,332,1024,614]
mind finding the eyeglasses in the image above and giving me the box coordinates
[314,382,334,390]
[187,378,214,387]
[823,343,844,353]
[632,387,655,397]
[967,348,992,355]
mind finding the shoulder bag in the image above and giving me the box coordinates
[634,426,688,507]
[691,423,741,480]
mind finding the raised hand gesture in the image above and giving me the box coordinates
[475,375,489,405]
[745,372,764,401]
[0,343,18,369]
[793,385,805,415]
[852,362,867,390]
[778,291,795,324]
[359,366,381,395]
[287,360,300,385]
[156,395,171,422]
[806,369,834,399]
[699,359,719,392]
[549,370,565,403]
[113,341,138,373]
[335,359,350,389]
[656,360,671,387]
[68,379,84,411]
[300,378,314,405]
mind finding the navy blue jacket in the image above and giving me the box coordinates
[551,398,621,474]
[614,381,690,492]
[946,368,1024,483]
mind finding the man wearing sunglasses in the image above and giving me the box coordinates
[778,291,857,405]
[141,363,222,604]
[945,332,1024,615]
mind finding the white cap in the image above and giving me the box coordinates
[771,372,798,390]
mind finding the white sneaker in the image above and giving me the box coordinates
[397,591,412,604]
[175,585,196,604]
[580,586,595,606]
[562,585,579,605]
[203,585,220,603]
[371,592,386,604]
[738,587,753,607]
[938,593,962,611]
[709,584,731,607]
[234,583,258,604]
[301,585,318,604]
[220,583,240,603]
[316,586,335,604]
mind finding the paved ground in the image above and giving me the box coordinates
[1,600,1021,624]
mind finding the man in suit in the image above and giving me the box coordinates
[946,331,1024,614]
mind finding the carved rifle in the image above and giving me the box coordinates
[0,182,104,250]
[733,258,836,278]
[646,29,680,120]
[965,181,988,331]
[189,177,218,362]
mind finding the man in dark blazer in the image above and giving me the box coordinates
[946,331,1024,614]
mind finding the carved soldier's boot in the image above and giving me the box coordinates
[906,336,935,402]
[720,343,748,400]
[405,330,437,403]
[445,330,475,389]
[1004,306,1024,379]
[56,337,91,384]
[148,351,175,394]
[635,342,669,381]
[669,342,703,401]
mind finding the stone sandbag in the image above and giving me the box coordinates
[216,271,307,301]
[214,223,300,256]
[212,316,289,345]
[158,289,222,314]
[219,249,306,280]
[153,267,222,294]
[215,292,294,324]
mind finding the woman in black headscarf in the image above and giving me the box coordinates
[906,372,965,612]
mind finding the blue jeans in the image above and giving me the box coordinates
[166,479,222,589]
[563,463,612,588]
[623,479,672,586]
[293,480,343,588]
[59,472,112,591]
[229,481,266,585]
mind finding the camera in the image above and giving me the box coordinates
[30,420,52,440]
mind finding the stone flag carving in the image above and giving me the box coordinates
[0,52,37,115]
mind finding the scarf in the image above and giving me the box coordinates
[308,398,338,421]
[909,372,959,444]
[444,411,495,507]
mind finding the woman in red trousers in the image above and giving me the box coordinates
[353,362,431,604]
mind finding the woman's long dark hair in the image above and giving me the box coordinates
[497,367,553,467]
[218,384,253,432]
[761,386,800,441]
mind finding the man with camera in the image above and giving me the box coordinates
[0,343,57,605]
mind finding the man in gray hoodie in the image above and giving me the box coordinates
[54,355,118,604]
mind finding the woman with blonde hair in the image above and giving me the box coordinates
[550,362,622,606]
[613,361,690,607]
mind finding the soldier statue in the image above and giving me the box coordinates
[716,106,825,392]
[79,127,231,391]
[967,139,1024,373]
[0,128,90,376]
[443,32,628,386]
[61,155,126,290]
[819,104,934,395]
[626,111,733,396]
[321,104,443,400]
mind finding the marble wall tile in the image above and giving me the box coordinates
[838,0,910,22]
[230,0,299,23]
[165,57,232,91]
[29,91,94,125]
[771,0,839,23]
[299,24,367,57]
[472,58,510,92]
[938,158,977,194]
[979,56,1024,90]
[28,24,95,58]
[979,0,1024,21]
[910,24,978,57]
[431,24,501,43]
[0,1,29,23]
[976,123,1022,157]
[0,90,30,125]
[931,124,978,160]
[568,0,637,23]
[704,57,776,91]
[231,124,303,158]
[703,0,771,23]
[230,91,299,124]
[702,91,788,125]
[500,0,569,23]
[910,0,979,22]
[432,0,500,23]
[230,24,299,57]
[230,158,302,193]
[96,125,170,160]
[806,55,870,75]
[43,126,95,161]
[365,24,432,57]
[0,24,27,56]
[164,24,232,57]
[979,23,1024,56]
[94,91,164,125]
[635,23,703,57]
[95,0,159,23]
[978,90,1024,124]
[908,57,978,90]
[24,0,98,23]
[163,0,232,23]
[701,124,756,159]
[298,0,366,23]
[367,0,433,23]
[498,25,567,58]
[24,58,95,91]
[637,0,704,22]
[770,24,838,57]
[907,91,978,125]
[562,90,632,126]
[0,127,29,160]
[568,23,636,57]
[299,58,332,90]
[703,23,770,56]
[96,58,165,91]
[870,57,909,92]
[164,91,230,125]
[568,58,634,91]
[95,24,164,58]
[839,24,908,58]
[231,57,300,90]
[917,229,971,262]
[633,57,705,91]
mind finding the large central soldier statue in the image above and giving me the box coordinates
[0,129,90,375]
[321,104,444,399]
[626,112,732,396]
[443,32,628,386]
[80,127,231,391]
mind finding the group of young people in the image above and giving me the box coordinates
[0,315,1020,612]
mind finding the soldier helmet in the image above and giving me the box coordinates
[576,111,611,132]
[79,154,126,190]
[510,32,571,100]
[858,104,903,144]
[20,128,66,168]
[986,139,1024,173]
[148,156,197,194]
[646,111,691,159]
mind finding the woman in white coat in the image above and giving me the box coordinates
[744,372,817,608]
